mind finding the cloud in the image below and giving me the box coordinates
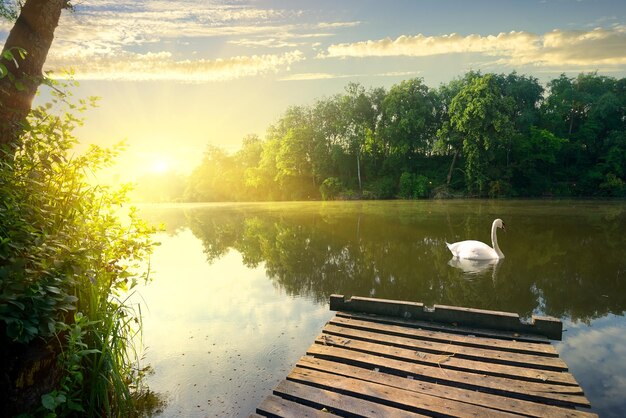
[279,70,422,81]
[47,50,306,82]
[31,1,356,81]
[317,21,361,29]
[36,1,322,81]
[279,72,338,81]
[321,26,626,67]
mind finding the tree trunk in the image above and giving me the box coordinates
[446,148,459,185]
[356,151,362,192]
[0,0,67,152]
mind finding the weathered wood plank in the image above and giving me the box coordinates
[315,334,578,386]
[256,394,333,417]
[331,295,563,340]
[297,356,598,418]
[307,344,590,408]
[254,298,594,417]
[288,366,522,417]
[323,323,568,371]
[330,315,559,357]
[337,311,551,344]
[273,379,428,418]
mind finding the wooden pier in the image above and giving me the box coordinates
[252,295,597,417]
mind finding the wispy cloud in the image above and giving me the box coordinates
[320,26,626,67]
[317,21,361,29]
[280,72,339,81]
[35,1,356,81]
[48,51,305,82]
[279,70,421,81]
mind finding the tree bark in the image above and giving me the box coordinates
[446,148,459,185]
[356,151,362,192]
[0,0,68,151]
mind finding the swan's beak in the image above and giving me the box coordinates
[501,222,506,232]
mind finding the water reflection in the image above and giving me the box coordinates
[557,315,626,418]
[143,200,626,322]
[447,257,502,279]
[131,229,334,417]
[137,200,626,418]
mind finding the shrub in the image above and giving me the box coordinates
[0,85,157,415]
[398,172,432,199]
[319,177,343,201]
[366,176,396,199]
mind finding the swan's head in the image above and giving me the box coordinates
[494,218,506,231]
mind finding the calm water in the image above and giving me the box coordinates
[133,200,626,417]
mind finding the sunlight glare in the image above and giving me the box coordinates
[150,158,171,174]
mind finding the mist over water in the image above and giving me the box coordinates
[134,200,626,417]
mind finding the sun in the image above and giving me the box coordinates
[150,158,171,174]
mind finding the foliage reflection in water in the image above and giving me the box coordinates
[136,200,625,417]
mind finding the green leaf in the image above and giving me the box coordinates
[67,400,85,412]
[0,63,7,78]
[8,300,25,310]
[14,80,26,91]
[16,47,27,60]
[78,348,101,355]
[41,394,56,411]
[2,49,14,62]
[46,286,61,294]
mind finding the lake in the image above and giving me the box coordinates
[133,200,626,417]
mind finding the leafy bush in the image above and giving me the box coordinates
[600,173,626,197]
[0,85,157,415]
[398,172,432,199]
[365,176,396,199]
[319,177,343,200]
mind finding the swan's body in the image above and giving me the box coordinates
[446,219,505,260]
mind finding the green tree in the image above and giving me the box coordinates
[435,72,481,188]
[380,78,437,167]
[338,83,384,193]
[448,74,514,195]
[236,134,264,200]
[510,127,567,195]
[542,72,626,195]
[185,145,237,201]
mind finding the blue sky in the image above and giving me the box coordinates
[2,0,626,177]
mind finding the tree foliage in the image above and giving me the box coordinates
[180,71,626,201]
[0,88,157,415]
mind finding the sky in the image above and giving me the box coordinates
[2,0,626,179]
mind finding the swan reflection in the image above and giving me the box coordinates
[448,257,502,278]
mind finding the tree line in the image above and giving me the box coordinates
[168,71,626,202]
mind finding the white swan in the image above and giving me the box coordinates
[446,219,505,260]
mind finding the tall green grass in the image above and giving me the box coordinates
[0,82,160,416]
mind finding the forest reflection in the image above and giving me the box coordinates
[142,201,626,323]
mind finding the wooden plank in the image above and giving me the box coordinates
[297,356,598,418]
[273,379,428,418]
[288,366,522,418]
[330,295,563,340]
[337,311,551,344]
[256,394,334,417]
[309,335,582,393]
[309,334,582,393]
[307,344,590,408]
[323,323,568,371]
[330,315,558,357]
[315,334,578,386]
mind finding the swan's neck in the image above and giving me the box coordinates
[491,221,504,259]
